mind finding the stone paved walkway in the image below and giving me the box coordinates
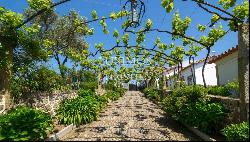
[62,91,201,141]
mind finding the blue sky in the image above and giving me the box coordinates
[0,0,240,72]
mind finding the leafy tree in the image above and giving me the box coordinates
[11,65,63,104]
[0,0,128,110]
[32,10,91,78]
[0,0,65,109]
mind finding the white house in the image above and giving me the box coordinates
[164,56,218,87]
[208,46,238,85]
[164,66,178,88]
[180,57,217,86]
[164,45,239,87]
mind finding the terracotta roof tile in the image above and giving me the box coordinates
[165,66,177,72]
[208,45,238,63]
[164,56,217,73]
[180,55,217,72]
[164,45,238,73]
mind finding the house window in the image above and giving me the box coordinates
[180,76,185,81]
[187,75,193,85]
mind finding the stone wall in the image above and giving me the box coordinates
[13,91,78,116]
[0,95,5,114]
[208,95,240,124]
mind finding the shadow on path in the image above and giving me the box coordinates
[62,91,201,141]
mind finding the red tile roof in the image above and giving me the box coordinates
[164,56,217,73]
[164,45,238,73]
[180,55,217,72]
[208,45,238,63]
[165,66,177,72]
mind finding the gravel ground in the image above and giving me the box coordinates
[62,91,201,141]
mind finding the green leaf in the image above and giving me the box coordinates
[91,10,98,19]
[219,0,236,10]
[122,34,129,46]
[197,24,206,32]
[166,2,174,13]
[110,12,117,20]
[113,29,119,38]
[161,0,174,13]
[211,14,220,24]
[145,19,152,30]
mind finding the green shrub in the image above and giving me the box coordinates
[114,87,126,96]
[225,80,239,96]
[31,66,64,92]
[143,87,154,94]
[162,85,208,116]
[147,91,160,102]
[173,80,187,88]
[78,89,95,98]
[56,96,100,126]
[11,66,64,102]
[79,81,97,92]
[0,106,53,141]
[81,90,109,110]
[143,87,160,102]
[162,85,225,134]
[98,88,124,107]
[206,80,240,97]
[97,95,109,109]
[143,87,165,102]
[79,71,97,83]
[103,80,116,90]
[57,87,124,126]
[180,102,225,134]
[105,91,120,101]
[207,86,231,96]
[222,122,249,141]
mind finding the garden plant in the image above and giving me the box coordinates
[0,0,248,141]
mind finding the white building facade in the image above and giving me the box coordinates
[180,61,217,86]
[209,46,238,85]
[164,46,239,87]
[164,67,178,88]
[164,57,217,87]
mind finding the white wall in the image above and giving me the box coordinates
[163,51,238,87]
[181,66,192,85]
[196,62,217,86]
[215,51,238,85]
[181,62,217,86]
[164,68,178,88]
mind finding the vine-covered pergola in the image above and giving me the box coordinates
[0,0,248,120]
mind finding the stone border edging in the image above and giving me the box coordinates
[181,122,216,141]
[46,124,76,141]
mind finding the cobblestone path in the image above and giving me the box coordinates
[62,91,201,141]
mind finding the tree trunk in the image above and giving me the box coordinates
[189,56,196,85]
[55,54,67,79]
[177,62,180,80]
[192,56,196,85]
[163,73,167,90]
[0,40,14,111]
[238,23,249,122]
[146,78,150,88]
[202,48,211,88]
[180,61,183,79]
[173,67,176,88]
[98,72,102,91]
